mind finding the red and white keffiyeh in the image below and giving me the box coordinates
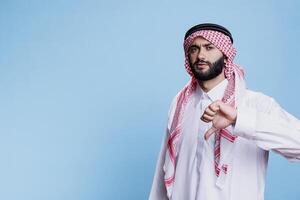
[163,30,246,198]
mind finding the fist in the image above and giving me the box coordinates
[201,100,237,140]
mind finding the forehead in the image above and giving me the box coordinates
[190,36,212,45]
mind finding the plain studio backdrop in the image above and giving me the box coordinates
[0,0,299,199]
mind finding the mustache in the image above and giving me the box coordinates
[194,59,211,66]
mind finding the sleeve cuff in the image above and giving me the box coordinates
[234,106,257,139]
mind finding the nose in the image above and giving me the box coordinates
[197,47,206,60]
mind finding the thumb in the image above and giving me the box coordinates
[204,126,218,140]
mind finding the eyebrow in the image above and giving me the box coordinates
[189,43,213,48]
[203,43,213,47]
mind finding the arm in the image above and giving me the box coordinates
[234,98,300,161]
[201,97,300,161]
[149,96,178,200]
[149,130,169,200]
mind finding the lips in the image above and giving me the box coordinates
[196,63,208,69]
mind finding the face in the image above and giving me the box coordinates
[187,37,225,81]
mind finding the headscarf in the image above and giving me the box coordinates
[163,23,246,198]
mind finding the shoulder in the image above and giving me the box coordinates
[244,89,274,102]
[168,91,181,117]
[242,89,276,114]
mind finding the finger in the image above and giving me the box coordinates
[200,115,209,123]
[204,107,216,116]
[201,118,210,123]
[209,101,221,112]
[200,113,214,122]
[204,126,218,140]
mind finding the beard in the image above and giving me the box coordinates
[190,56,225,81]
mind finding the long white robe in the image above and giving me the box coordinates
[149,80,300,200]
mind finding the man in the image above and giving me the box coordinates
[149,23,300,200]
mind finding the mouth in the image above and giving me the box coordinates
[196,63,208,70]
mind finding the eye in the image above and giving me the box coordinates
[206,46,214,50]
[188,46,199,54]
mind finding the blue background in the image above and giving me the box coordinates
[1,0,300,199]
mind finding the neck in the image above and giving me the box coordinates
[198,70,226,93]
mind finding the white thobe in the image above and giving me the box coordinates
[149,79,300,200]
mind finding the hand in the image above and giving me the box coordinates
[200,100,237,140]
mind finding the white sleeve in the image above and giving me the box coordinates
[148,129,169,200]
[234,97,300,161]
[149,96,178,200]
